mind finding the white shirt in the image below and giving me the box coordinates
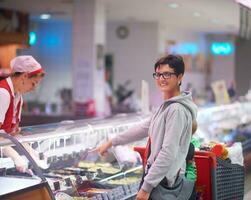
[0,88,10,123]
[0,78,22,124]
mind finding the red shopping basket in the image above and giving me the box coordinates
[195,151,244,200]
[194,151,217,200]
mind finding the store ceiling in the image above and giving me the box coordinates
[0,0,240,34]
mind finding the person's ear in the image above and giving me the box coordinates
[177,74,183,86]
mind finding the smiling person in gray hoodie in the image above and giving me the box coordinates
[97,54,197,200]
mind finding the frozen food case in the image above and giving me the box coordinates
[0,113,150,200]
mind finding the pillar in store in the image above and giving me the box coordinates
[72,0,106,117]
[236,37,251,96]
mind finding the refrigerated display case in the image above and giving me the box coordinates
[0,132,54,200]
[196,101,251,171]
[196,101,251,143]
[1,100,251,199]
[0,113,149,200]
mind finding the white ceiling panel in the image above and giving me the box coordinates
[0,0,240,34]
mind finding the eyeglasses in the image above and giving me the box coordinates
[152,72,177,80]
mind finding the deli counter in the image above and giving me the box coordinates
[1,101,251,200]
[0,113,149,200]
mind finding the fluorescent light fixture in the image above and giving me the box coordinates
[193,12,201,17]
[40,14,51,20]
[168,3,179,9]
[236,0,251,9]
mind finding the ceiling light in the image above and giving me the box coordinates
[168,3,179,9]
[40,14,51,20]
[193,12,201,17]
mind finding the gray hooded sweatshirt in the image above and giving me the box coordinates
[111,91,197,193]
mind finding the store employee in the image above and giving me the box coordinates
[0,55,45,172]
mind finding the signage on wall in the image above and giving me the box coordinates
[211,42,234,56]
[169,42,199,55]
[29,32,36,46]
[211,80,230,105]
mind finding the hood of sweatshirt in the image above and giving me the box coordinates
[164,91,197,120]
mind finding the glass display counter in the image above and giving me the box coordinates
[0,132,54,200]
[2,100,251,199]
[0,113,149,200]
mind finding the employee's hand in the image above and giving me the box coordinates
[96,140,113,156]
[136,189,150,200]
[13,155,28,173]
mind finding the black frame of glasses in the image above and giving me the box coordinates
[152,72,177,79]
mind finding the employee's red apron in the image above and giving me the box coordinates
[0,79,22,135]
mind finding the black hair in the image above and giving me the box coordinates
[154,54,185,76]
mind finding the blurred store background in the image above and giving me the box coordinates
[0,0,247,119]
[1,0,251,199]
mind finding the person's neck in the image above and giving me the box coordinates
[10,77,19,94]
[163,89,181,100]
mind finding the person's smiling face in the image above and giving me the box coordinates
[154,64,183,93]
